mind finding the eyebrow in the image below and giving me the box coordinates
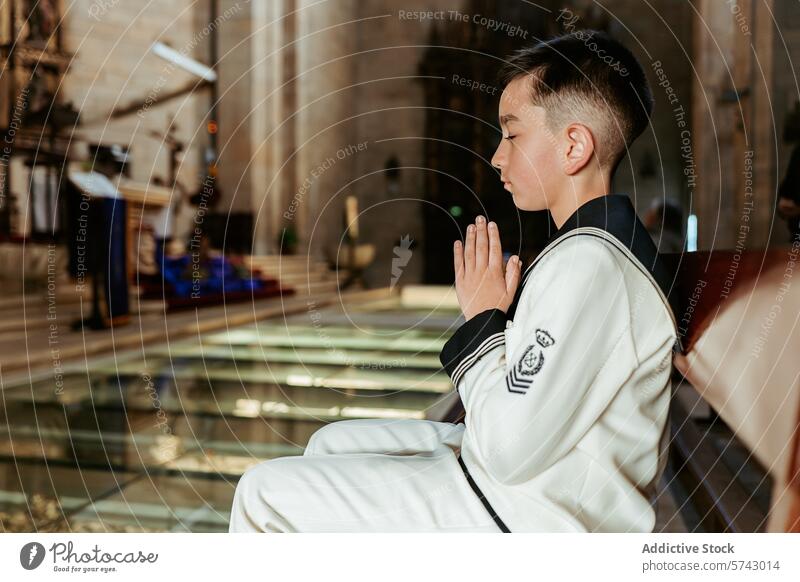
[500,113,519,125]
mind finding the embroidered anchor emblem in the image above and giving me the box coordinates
[506,329,555,394]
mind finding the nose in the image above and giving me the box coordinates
[491,139,507,173]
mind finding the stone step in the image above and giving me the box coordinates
[0,298,167,333]
[201,325,447,353]
[90,362,451,394]
[146,344,443,369]
[286,278,340,295]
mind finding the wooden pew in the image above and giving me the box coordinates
[787,403,800,532]
[668,248,800,532]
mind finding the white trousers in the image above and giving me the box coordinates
[228,419,502,532]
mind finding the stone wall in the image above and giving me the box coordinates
[54,0,774,283]
[61,0,211,194]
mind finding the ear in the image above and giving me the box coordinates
[562,123,596,175]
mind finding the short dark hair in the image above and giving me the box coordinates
[498,30,653,173]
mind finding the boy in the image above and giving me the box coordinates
[229,30,679,533]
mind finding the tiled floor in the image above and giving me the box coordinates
[0,295,767,532]
[0,298,458,531]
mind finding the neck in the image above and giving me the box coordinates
[549,171,612,229]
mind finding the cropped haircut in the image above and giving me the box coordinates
[498,30,653,173]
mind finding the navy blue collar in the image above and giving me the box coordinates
[506,194,676,320]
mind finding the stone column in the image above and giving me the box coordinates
[691,0,739,251]
[217,0,254,218]
[294,0,358,260]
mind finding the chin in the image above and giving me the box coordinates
[512,193,545,212]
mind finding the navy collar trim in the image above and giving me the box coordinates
[507,194,677,321]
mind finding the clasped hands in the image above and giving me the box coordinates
[453,215,522,321]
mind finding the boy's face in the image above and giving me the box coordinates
[491,76,562,212]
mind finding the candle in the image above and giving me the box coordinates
[346,195,359,239]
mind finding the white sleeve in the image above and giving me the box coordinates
[439,238,639,485]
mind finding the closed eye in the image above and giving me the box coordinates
[504,135,517,141]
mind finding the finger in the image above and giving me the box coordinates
[464,224,475,270]
[453,240,464,279]
[505,255,522,294]
[475,215,488,267]
[488,221,502,270]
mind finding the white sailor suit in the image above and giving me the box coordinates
[228,194,680,533]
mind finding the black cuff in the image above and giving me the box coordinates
[440,308,508,387]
